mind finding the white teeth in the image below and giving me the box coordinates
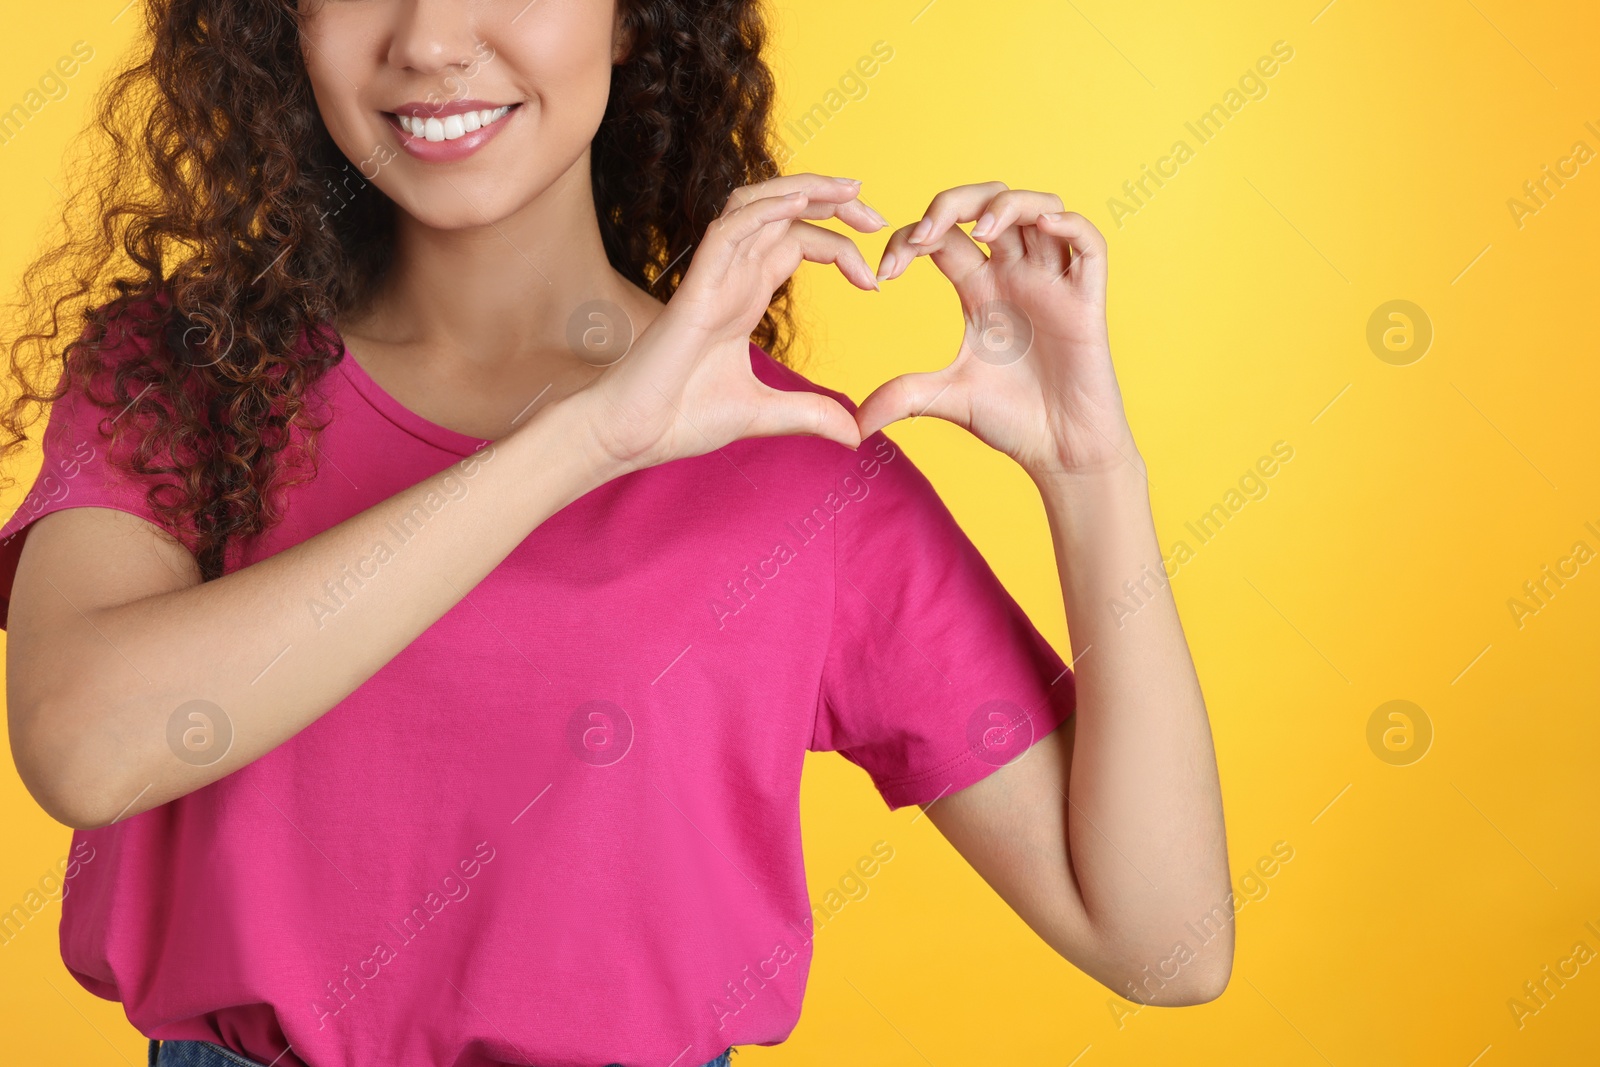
[396,105,512,143]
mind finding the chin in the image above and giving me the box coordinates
[390,187,527,231]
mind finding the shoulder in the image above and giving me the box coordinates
[743,341,922,472]
[51,290,180,425]
[747,342,859,416]
[15,290,194,491]
[81,289,176,367]
[739,341,913,475]
[738,341,928,511]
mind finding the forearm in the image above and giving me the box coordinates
[1033,455,1231,995]
[25,396,617,827]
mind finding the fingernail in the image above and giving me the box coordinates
[1041,211,1064,221]
[973,212,996,238]
[909,218,931,244]
[836,177,862,187]
[876,253,897,280]
[864,203,889,227]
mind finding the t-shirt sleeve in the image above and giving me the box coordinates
[809,431,1077,810]
[0,377,188,631]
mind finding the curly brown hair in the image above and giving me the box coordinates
[1,0,796,581]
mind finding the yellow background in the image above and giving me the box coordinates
[3,1,1597,1064]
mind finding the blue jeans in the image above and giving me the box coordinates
[149,1038,734,1067]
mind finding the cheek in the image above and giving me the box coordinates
[516,24,615,132]
[301,32,368,146]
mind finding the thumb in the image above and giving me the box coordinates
[855,368,969,440]
[743,385,864,451]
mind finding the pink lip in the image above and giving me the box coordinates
[384,102,520,163]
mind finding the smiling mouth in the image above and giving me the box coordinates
[387,104,519,143]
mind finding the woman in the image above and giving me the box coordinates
[0,1,1231,1065]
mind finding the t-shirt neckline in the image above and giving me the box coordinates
[335,337,492,457]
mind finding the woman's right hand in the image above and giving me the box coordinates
[571,173,886,475]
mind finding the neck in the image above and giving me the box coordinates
[341,146,661,373]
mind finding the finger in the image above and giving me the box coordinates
[795,194,890,234]
[968,189,1067,262]
[713,190,813,249]
[722,172,856,213]
[853,367,970,441]
[756,220,880,292]
[875,215,988,288]
[1036,211,1109,296]
[736,184,886,236]
[876,182,1011,283]
[686,192,811,293]
[723,173,888,233]
[743,384,863,451]
[903,181,1009,251]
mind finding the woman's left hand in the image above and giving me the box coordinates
[856,182,1140,479]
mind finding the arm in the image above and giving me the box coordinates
[7,173,882,831]
[923,463,1230,1005]
[856,185,1231,1004]
[7,403,612,830]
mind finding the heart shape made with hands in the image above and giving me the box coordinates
[779,175,1130,480]
[583,174,1133,482]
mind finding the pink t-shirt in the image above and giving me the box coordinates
[0,305,1076,1067]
